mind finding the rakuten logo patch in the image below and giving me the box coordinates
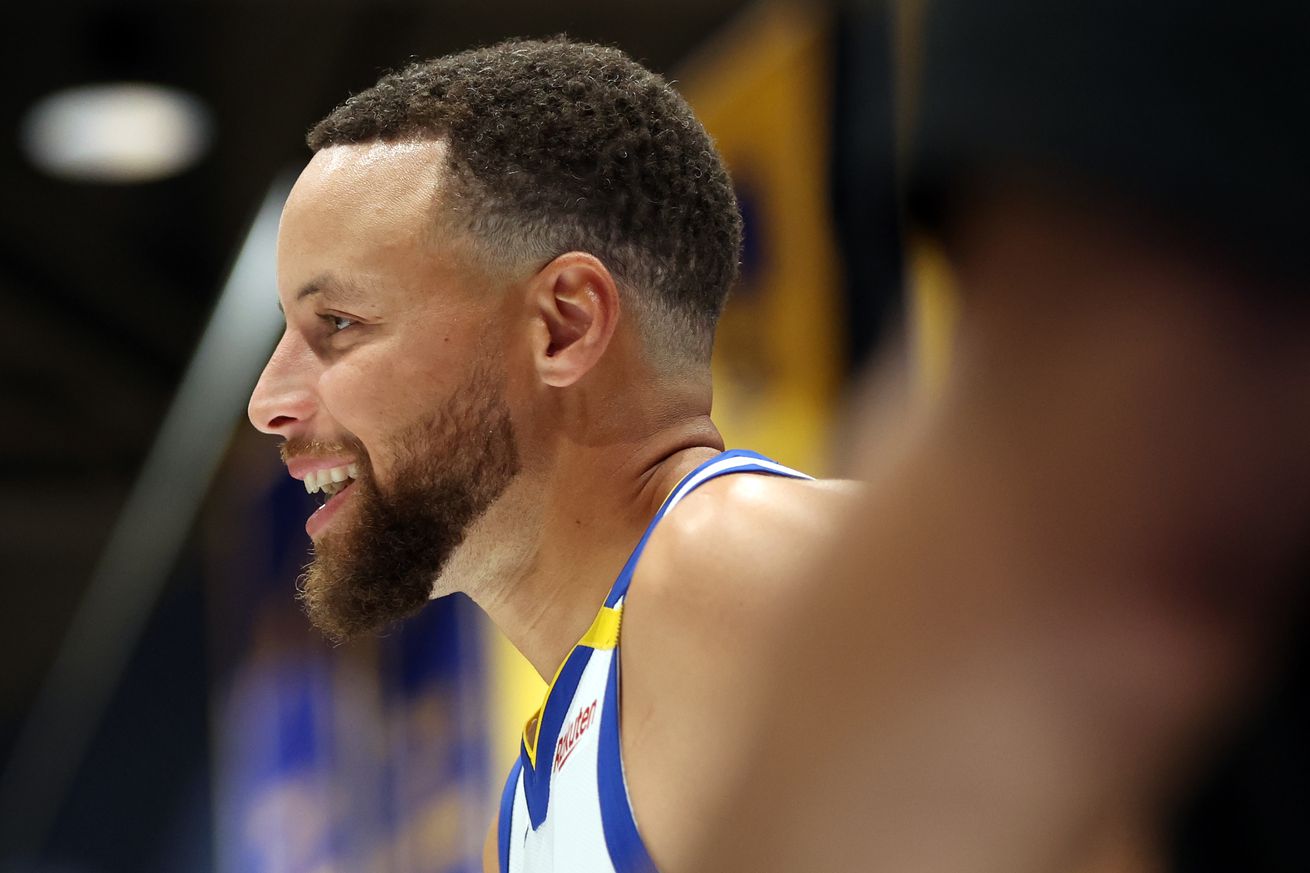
[554,699,598,772]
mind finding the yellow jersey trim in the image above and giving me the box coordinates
[522,605,623,767]
[578,605,622,650]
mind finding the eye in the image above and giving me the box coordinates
[323,313,356,333]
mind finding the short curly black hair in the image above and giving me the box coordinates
[307,37,742,364]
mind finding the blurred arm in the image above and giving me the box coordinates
[693,182,1308,872]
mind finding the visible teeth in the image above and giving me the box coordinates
[302,464,357,495]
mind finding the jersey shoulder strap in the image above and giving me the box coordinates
[603,449,812,608]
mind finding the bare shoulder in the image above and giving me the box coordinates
[634,473,861,609]
[618,473,860,872]
[481,815,497,873]
[621,472,861,693]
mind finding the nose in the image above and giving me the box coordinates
[248,329,317,436]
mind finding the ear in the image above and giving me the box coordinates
[527,252,622,388]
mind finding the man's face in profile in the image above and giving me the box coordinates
[248,141,519,640]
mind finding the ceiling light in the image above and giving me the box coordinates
[21,82,213,183]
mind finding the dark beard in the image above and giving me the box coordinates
[297,363,519,641]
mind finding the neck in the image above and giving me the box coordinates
[450,412,724,679]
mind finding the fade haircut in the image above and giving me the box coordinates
[307,37,742,364]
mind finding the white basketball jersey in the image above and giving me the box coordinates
[496,450,812,873]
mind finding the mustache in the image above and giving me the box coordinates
[279,435,368,465]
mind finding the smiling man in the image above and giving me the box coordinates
[247,38,852,873]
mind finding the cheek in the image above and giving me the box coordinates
[316,353,409,443]
[316,340,463,443]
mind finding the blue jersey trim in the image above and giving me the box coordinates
[522,644,596,829]
[502,450,811,871]
[598,653,658,873]
[497,757,522,873]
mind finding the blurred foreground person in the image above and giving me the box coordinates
[246,38,853,873]
[698,1,1309,871]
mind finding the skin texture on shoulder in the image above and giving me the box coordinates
[618,472,861,873]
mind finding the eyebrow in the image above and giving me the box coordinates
[277,274,363,313]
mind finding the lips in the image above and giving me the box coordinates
[287,456,362,538]
[305,476,357,539]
